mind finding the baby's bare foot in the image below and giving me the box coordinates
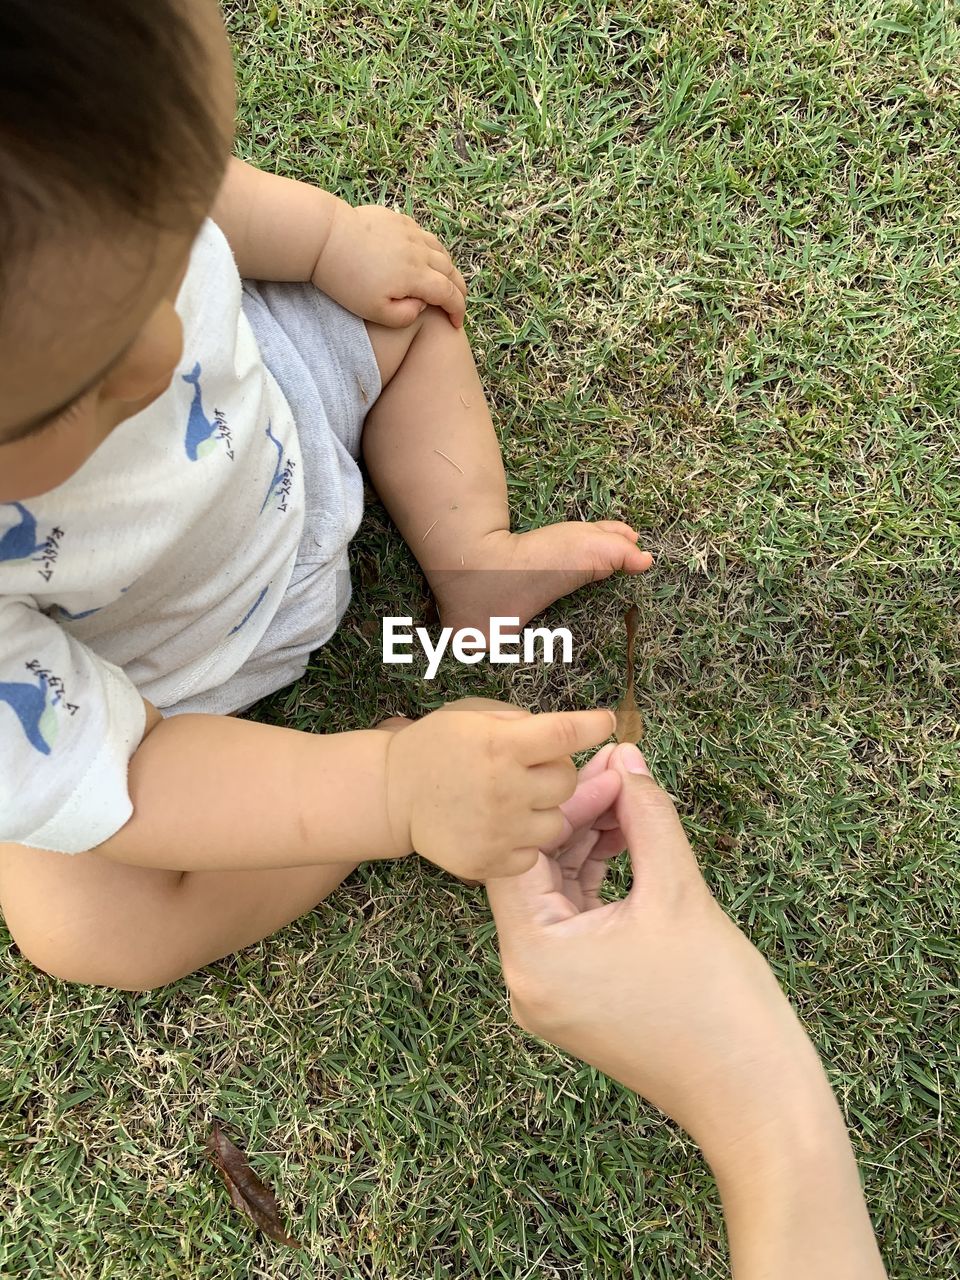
[430,521,653,637]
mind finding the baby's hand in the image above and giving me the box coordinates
[383,699,616,881]
[312,202,467,328]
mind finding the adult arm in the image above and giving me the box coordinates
[486,744,887,1279]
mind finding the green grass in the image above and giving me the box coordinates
[3,0,959,1275]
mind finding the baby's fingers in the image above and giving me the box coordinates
[526,759,577,810]
[513,709,617,766]
[413,266,467,326]
[421,227,448,253]
[427,249,467,296]
[422,236,468,286]
[520,808,567,855]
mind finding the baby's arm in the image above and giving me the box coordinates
[92,699,407,870]
[210,157,347,284]
[92,700,613,877]
[210,157,466,326]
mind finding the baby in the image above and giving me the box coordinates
[0,0,650,990]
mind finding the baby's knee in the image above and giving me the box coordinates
[1,842,190,991]
[12,928,177,992]
[2,886,178,991]
[365,304,451,390]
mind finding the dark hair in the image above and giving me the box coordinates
[0,0,228,302]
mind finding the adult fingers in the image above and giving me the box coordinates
[553,824,601,870]
[577,742,618,782]
[574,849,613,906]
[487,852,579,931]
[512,708,616,765]
[543,768,621,852]
[611,746,704,894]
[594,808,622,829]
[589,825,628,859]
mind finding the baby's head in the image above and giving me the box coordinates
[0,0,235,499]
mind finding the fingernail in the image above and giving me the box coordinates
[606,708,618,734]
[619,743,651,775]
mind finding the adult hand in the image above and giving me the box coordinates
[488,742,810,1154]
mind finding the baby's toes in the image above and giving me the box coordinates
[592,528,653,574]
[594,519,640,541]
[624,546,654,573]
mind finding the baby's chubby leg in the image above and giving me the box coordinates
[0,846,359,990]
[362,308,652,636]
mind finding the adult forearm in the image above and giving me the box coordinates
[211,156,347,281]
[95,713,408,871]
[706,1067,887,1280]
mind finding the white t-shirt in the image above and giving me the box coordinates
[0,219,304,853]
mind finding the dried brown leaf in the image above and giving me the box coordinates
[453,130,471,161]
[615,604,644,744]
[205,1123,302,1248]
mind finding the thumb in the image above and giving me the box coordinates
[611,745,703,890]
[486,852,576,935]
[384,297,428,326]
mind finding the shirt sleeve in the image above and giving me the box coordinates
[0,595,146,853]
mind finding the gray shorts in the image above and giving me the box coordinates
[166,281,381,717]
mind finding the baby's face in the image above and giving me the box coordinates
[0,0,235,502]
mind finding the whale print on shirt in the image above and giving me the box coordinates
[0,502,46,565]
[56,604,105,621]
[53,587,130,622]
[0,672,57,754]
[260,422,290,513]
[182,363,233,461]
[228,583,269,635]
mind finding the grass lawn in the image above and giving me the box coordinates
[2,0,958,1275]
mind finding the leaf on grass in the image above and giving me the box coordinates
[453,130,471,161]
[614,604,644,744]
[205,1123,302,1248]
